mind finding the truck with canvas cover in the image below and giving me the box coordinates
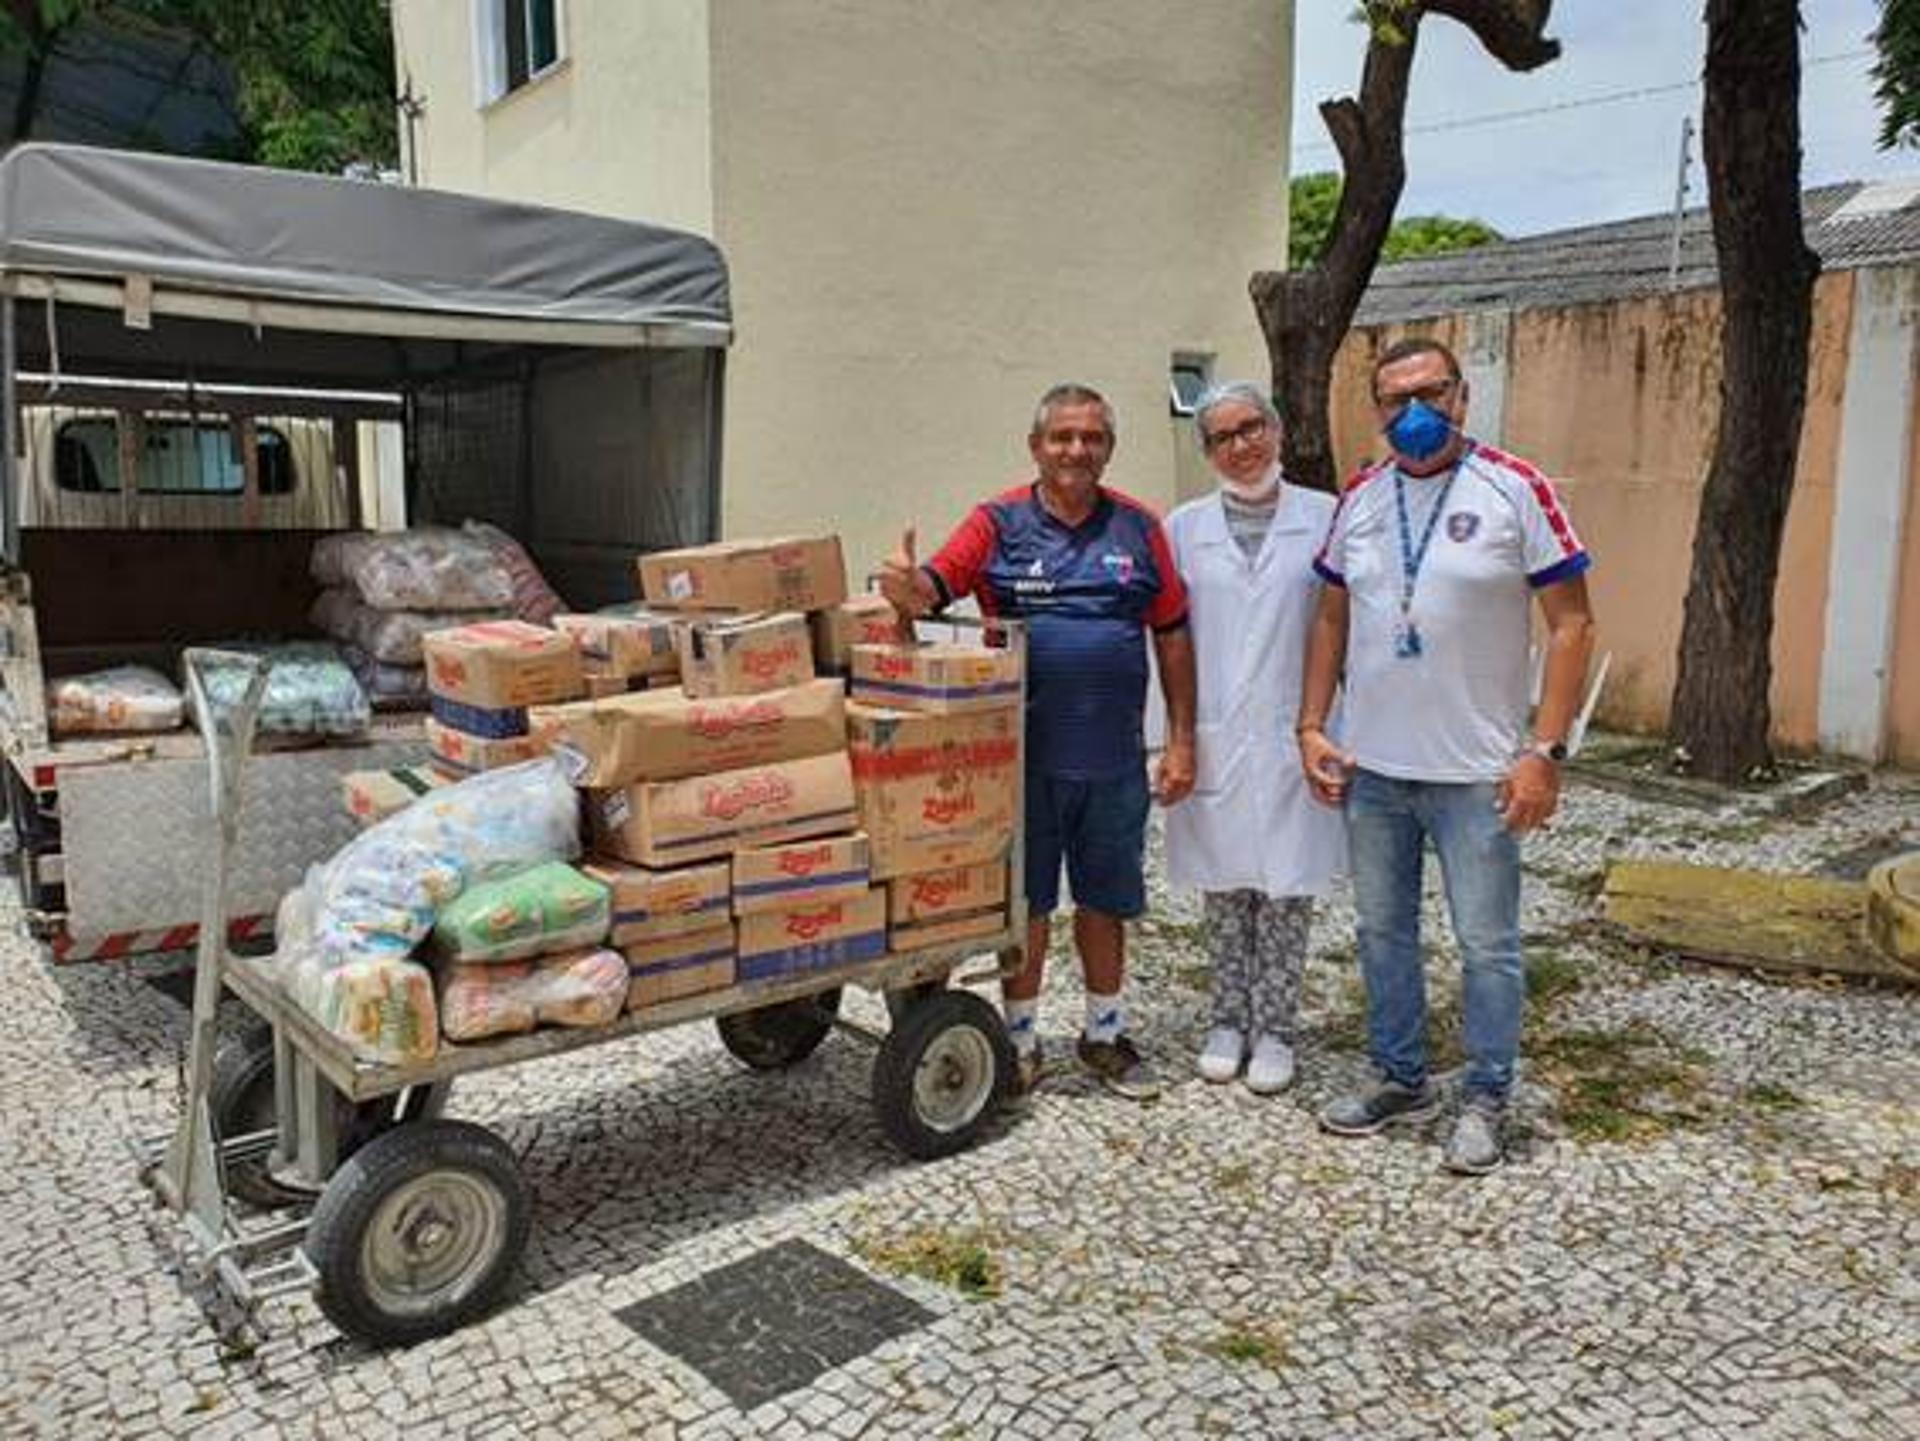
[0,143,732,959]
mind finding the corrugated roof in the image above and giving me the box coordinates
[1354,179,1920,325]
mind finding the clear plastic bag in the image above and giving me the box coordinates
[465,520,568,624]
[342,644,428,709]
[283,944,440,1066]
[311,587,508,666]
[311,527,514,612]
[46,665,184,736]
[191,643,370,738]
[436,947,626,1041]
[433,862,610,964]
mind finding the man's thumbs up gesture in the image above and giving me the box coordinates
[880,524,935,622]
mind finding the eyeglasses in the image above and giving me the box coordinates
[1376,377,1457,408]
[1201,416,1272,452]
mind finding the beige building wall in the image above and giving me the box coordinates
[390,1,715,236]
[390,1,1293,579]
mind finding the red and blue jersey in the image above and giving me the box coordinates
[926,483,1188,779]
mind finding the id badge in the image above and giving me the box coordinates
[1393,621,1423,659]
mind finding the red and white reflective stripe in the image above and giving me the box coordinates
[31,764,56,790]
[1473,442,1580,557]
[49,913,271,963]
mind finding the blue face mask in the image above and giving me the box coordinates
[1385,399,1453,462]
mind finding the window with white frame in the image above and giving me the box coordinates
[473,0,565,106]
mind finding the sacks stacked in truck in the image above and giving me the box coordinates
[309,526,526,711]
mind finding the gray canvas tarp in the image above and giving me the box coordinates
[0,143,729,334]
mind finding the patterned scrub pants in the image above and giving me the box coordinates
[1202,890,1314,1041]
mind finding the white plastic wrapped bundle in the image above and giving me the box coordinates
[310,587,509,666]
[192,643,370,738]
[310,527,514,612]
[274,759,584,1060]
[47,665,184,736]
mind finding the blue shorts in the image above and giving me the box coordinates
[1025,765,1150,919]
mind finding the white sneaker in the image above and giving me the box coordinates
[1196,1027,1245,1083]
[1244,1035,1296,1095]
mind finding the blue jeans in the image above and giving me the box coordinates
[1345,768,1524,1100]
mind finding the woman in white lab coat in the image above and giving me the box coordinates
[1164,382,1346,1093]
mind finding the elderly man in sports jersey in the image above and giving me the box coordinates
[881,382,1197,1102]
[1297,337,1594,1174]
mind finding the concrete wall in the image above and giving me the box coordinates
[1331,265,1920,767]
[391,1,715,234]
[390,1,1293,580]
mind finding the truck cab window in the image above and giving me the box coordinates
[52,417,295,496]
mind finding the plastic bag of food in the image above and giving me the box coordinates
[311,588,510,667]
[465,519,568,625]
[432,861,610,963]
[342,645,428,709]
[530,948,627,1029]
[47,665,184,736]
[312,527,514,612]
[437,961,538,1042]
[281,758,579,972]
[283,944,439,1065]
[191,643,370,738]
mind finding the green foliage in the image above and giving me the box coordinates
[0,0,395,172]
[1289,171,1503,270]
[1875,0,1920,148]
[1381,213,1503,260]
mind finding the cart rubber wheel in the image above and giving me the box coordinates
[210,1022,310,1209]
[210,1022,452,1208]
[716,988,842,1070]
[871,989,1011,1160]
[304,1119,529,1348]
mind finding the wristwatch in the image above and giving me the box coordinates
[1524,738,1569,764]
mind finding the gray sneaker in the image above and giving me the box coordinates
[1318,1077,1440,1136]
[1077,1033,1161,1102]
[1443,1096,1507,1175]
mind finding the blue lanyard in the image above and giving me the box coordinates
[1393,465,1459,620]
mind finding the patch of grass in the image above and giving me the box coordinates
[1742,1082,1805,1111]
[854,1226,1003,1302]
[1526,951,1585,1008]
[1214,1161,1255,1195]
[1527,1022,1715,1142]
[1203,1322,1290,1369]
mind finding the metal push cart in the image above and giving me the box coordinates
[143,622,1028,1348]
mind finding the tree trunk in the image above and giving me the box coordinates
[1250,1,1560,494]
[1668,0,1821,781]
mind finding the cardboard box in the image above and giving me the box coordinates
[638,536,847,613]
[583,668,631,700]
[889,906,1009,954]
[675,611,816,699]
[733,833,871,916]
[849,642,1022,714]
[425,718,553,776]
[425,620,584,709]
[584,857,733,945]
[737,887,887,983]
[537,677,845,789]
[624,923,736,1009]
[590,749,858,867]
[812,595,907,674]
[847,702,1020,879]
[886,861,1009,926]
[429,693,528,739]
[553,611,679,679]
[342,764,451,826]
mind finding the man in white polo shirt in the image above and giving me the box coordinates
[1296,337,1595,1175]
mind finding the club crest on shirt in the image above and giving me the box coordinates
[1446,511,1481,542]
[1100,551,1135,584]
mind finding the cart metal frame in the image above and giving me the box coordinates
[141,617,1029,1343]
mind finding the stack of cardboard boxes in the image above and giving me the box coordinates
[421,619,585,776]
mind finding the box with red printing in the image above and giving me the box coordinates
[625,923,736,1009]
[675,611,815,698]
[552,610,679,679]
[811,595,906,674]
[889,906,1008,954]
[584,857,733,944]
[424,620,584,709]
[638,536,847,613]
[849,642,1021,714]
[425,717,553,776]
[589,749,857,867]
[736,887,887,983]
[847,701,1019,879]
[733,833,871,916]
[886,862,1008,925]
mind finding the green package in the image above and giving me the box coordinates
[434,862,610,963]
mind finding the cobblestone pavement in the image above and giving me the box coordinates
[1,770,1916,1439]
